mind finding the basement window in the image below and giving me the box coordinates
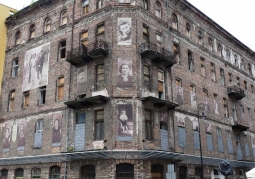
[15,168,23,179]
[49,166,60,179]
[31,168,41,179]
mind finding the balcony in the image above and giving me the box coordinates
[232,120,249,131]
[87,39,109,58]
[66,45,92,67]
[141,96,179,109]
[64,95,109,109]
[227,85,246,100]
[139,42,176,68]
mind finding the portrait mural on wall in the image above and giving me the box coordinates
[17,119,27,148]
[117,104,133,140]
[117,58,132,88]
[192,120,199,131]
[77,66,87,95]
[204,97,210,112]
[2,123,12,149]
[205,123,212,133]
[177,116,185,127]
[176,86,184,105]
[117,18,132,45]
[52,112,62,146]
[214,100,219,115]
[190,91,197,110]
[22,43,50,92]
[160,111,168,123]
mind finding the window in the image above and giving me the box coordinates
[198,30,203,45]
[211,63,216,82]
[39,86,46,105]
[81,31,88,46]
[239,170,244,179]
[188,50,194,71]
[251,85,254,98]
[80,165,95,179]
[0,169,8,179]
[190,84,195,93]
[171,13,178,30]
[119,0,130,3]
[15,168,23,179]
[248,63,252,75]
[145,110,153,140]
[213,169,220,179]
[200,57,205,76]
[58,40,66,61]
[116,163,134,179]
[237,77,240,87]
[49,166,60,179]
[232,102,237,121]
[29,24,35,39]
[240,104,244,114]
[155,1,161,18]
[195,167,202,179]
[173,43,180,64]
[244,81,247,95]
[8,90,15,112]
[23,91,30,108]
[248,107,251,119]
[220,68,225,86]
[234,55,239,67]
[142,0,148,10]
[151,164,164,179]
[15,31,21,45]
[12,58,18,77]
[160,120,167,130]
[240,59,245,71]
[216,128,222,137]
[96,23,105,40]
[175,79,181,87]
[97,0,103,9]
[36,120,44,133]
[179,166,187,179]
[158,70,164,99]
[217,44,222,57]
[228,73,233,85]
[96,64,104,91]
[44,18,51,32]
[156,34,162,52]
[185,22,191,37]
[82,0,89,15]
[31,168,41,179]
[57,77,64,101]
[60,10,67,25]
[203,89,208,97]
[208,37,213,51]
[223,98,228,118]
[143,25,149,43]
[95,110,104,140]
[144,65,150,90]
[77,113,86,123]
[226,49,230,62]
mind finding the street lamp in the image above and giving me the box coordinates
[198,103,205,179]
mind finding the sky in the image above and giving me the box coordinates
[1,0,255,51]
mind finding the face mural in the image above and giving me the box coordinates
[17,120,27,148]
[205,123,212,133]
[117,58,132,88]
[177,116,185,127]
[117,104,133,140]
[117,18,132,45]
[214,100,219,115]
[22,43,50,92]
[77,66,87,95]
[190,91,197,110]
[204,97,210,112]
[52,113,62,146]
[160,111,168,123]
[176,86,184,105]
[2,123,12,149]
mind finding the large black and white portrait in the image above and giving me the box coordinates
[190,91,197,110]
[17,120,27,148]
[177,116,185,127]
[214,100,219,115]
[204,97,210,112]
[176,86,184,104]
[117,58,132,88]
[52,112,62,146]
[117,18,132,45]
[22,43,50,92]
[117,104,133,141]
[160,111,168,123]
[77,66,87,95]
[2,123,12,149]
[205,123,212,133]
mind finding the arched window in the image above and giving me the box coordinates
[179,166,187,179]
[186,22,191,37]
[171,13,178,30]
[217,44,222,57]
[15,168,24,179]
[49,166,60,179]
[80,165,95,178]
[97,0,103,9]
[0,169,8,179]
[82,0,89,14]
[44,18,51,33]
[155,2,161,19]
[208,37,213,51]
[29,24,35,39]
[143,0,148,10]
[240,59,245,71]
[31,168,41,179]
[195,167,202,179]
[116,163,134,179]
[151,164,164,179]
[226,49,230,62]
[15,31,21,45]
[60,10,67,26]
[234,55,239,67]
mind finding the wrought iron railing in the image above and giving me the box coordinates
[227,85,245,96]
[87,39,109,52]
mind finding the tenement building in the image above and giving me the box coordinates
[1,0,255,178]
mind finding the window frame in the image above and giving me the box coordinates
[142,0,149,10]
[29,24,35,39]
[12,58,19,77]
[15,31,21,45]
[44,18,51,33]
[57,76,64,101]
[8,90,15,112]
[31,168,41,179]
[94,110,104,140]
[158,69,164,99]
[60,10,67,26]
[223,98,228,118]
[58,40,66,62]
[49,166,60,179]
[76,113,86,124]
[142,24,149,43]
[200,57,205,77]
[23,90,30,108]
[155,1,162,19]
[220,68,225,86]
[210,63,216,82]
[96,64,105,91]
[143,64,151,91]
[145,109,153,141]
[39,86,46,105]
[36,120,44,133]
[188,50,194,72]
[171,13,178,30]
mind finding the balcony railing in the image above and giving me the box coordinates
[87,39,109,58]
[139,42,176,67]
[227,85,246,100]
[66,45,92,67]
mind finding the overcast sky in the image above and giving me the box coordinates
[1,0,255,51]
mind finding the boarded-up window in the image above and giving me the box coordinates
[95,110,104,140]
[9,90,15,112]
[158,70,164,99]
[44,18,51,32]
[145,110,152,140]
[96,64,104,91]
[81,31,88,46]
[57,77,64,100]
[144,65,150,90]
[83,5,89,15]
[15,31,21,45]
[97,24,105,34]
[175,79,181,86]
[31,168,41,179]
[143,25,149,43]
[156,34,162,51]
[174,43,180,64]
[61,10,67,25]
[23,91,30,108]
[151,164,164,179]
